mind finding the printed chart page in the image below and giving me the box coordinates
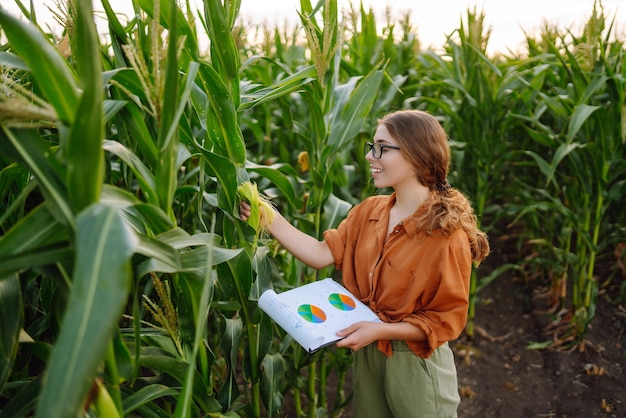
[258,278,381,353]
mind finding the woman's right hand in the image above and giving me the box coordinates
[239,200,251,222]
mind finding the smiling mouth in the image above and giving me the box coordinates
[371,168,383,174]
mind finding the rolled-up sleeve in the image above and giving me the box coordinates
[323,199,369,272]
[323,226,346,271]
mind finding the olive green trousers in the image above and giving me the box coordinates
[352,341,460,418]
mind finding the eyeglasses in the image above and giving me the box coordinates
[364,142,401,159]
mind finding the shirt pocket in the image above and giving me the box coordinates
[376,259,416,316]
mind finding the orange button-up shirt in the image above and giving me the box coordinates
[323,193,472,358]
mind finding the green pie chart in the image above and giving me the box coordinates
[298,304,327,323]
[328,293,356,311]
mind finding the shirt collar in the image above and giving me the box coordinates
[368,193,422,239]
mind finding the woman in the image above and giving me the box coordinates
[240,109,490,417]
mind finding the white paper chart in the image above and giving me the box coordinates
[258,278,381,352]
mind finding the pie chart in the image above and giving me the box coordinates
[328,293,356,311]
[298,304,327,323]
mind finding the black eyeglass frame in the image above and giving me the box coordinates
[364,142,401,159]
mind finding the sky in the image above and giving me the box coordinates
[236,0,626,54]
[3,0,625,54]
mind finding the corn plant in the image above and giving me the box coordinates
[511,4,626,349]
[0,0,246,416]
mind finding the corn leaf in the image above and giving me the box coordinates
[546,142,587,184]
[566,104,600,143]
[115,101,160,168]
[245,162,298,209]
[260,353,285,417]
[134,234,182,276]
[0,273,21,395]
[0,128,73,227]
[35,204,138,418]
[197,62,246,165]
[103,68,149,102]
[138,355,219,412]
[100,0,129,43]
[65,0,104,212]
[204,0,240,81]
[154,0,181,217]
[321,193,352,230]
[239,65,317,110]
[0,246,72,277]
[216,252,253,310]
[100,185,175,234]
[0,9,78,124]
[103,100,127,122]
[152,228,220,248]
[0,374,42,418]
[0,203,71,276]
[250,246,274,299]
[0,204,67,259]
[160,63,200,152]
[103,140,158,206]
[216,317,243,410]
[0,51,29,71]
[328,65,385,150]
[194,147,239,213]
[122,384,179,415]
[174,241,215,418]
[180,245,241,271]
[135,0,198,57]
[135,231,241,277]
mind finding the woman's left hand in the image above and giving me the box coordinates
[335,321,382,351]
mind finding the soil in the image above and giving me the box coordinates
[453,238,626,418]
[282,235,626,418]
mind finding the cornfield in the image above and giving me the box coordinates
[0,0,624,417]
